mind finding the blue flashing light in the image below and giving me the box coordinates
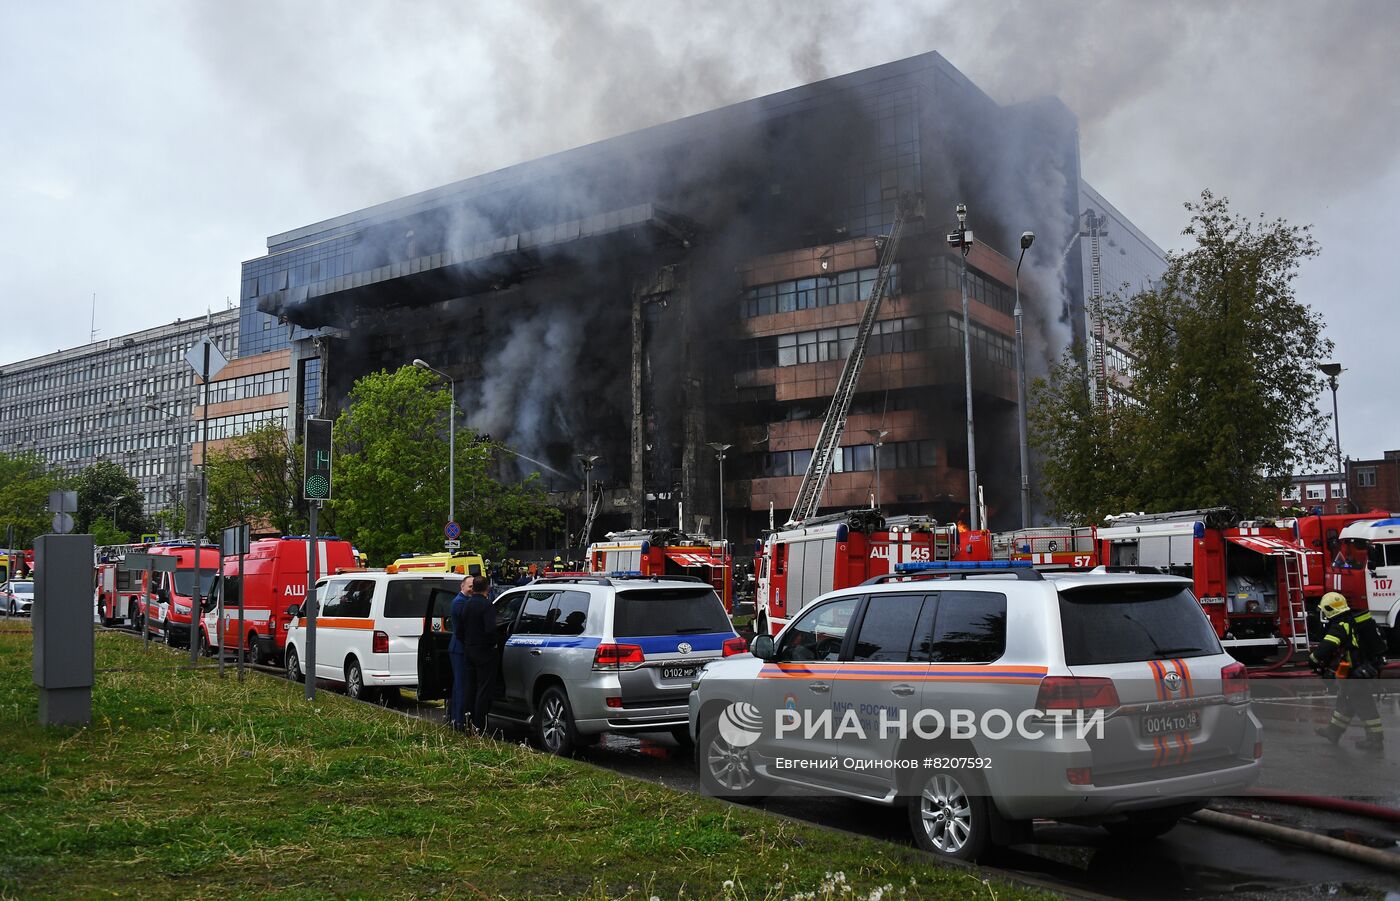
[609,570,643,577]
[1193,522,1206,539]
[893,560,1033,573]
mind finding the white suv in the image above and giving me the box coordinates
[284,573,462,702]
[690,563,1262,860]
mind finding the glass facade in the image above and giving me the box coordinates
[742,265,900,318]
[837,86,922,238]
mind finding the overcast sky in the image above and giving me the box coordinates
[2,1,1396,460]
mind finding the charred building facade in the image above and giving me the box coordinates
[240,52,1157,548]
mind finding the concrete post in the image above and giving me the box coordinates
[32,534,96,726]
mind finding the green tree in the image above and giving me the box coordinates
[74,460,148,537]
[0,451,67,547]
[91,520,131,546]
[1031,191,1333,521]
[205,422,308,539]
[332,366,558,564]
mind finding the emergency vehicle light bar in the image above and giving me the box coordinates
[864,560,1044,585]
[895,560,1034,572]
[608,570,643,576]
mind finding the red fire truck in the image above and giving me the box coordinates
[588,529,733,611]
[96,544,149,626]
[1280,509,1393,604]
[755,511,992,636]
[140,543,221,648]
[201,536,359,664]
[1096,508,1317,660]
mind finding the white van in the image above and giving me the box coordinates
[283,572,462,701]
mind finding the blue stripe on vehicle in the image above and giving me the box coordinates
[616,632,735,655]
[504,636,602,649]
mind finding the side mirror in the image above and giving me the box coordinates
[285,604,301,618]
[750,634,776,661]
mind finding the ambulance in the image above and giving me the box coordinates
[385,550,485,577]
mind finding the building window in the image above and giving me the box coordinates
[742,264,900,318]
[1358,467,1377,488]
[1305,484,1325,501]
[1330,482,1347,499]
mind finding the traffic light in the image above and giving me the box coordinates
[304,418,333,500]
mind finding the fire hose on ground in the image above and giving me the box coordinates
[1192,807,1400,872]
[1244,789,1400,824]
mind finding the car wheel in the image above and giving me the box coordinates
[285,646,304,683]
[908,769,992,861]
[534,686,579,756]
[345,659,378,703]
[697,718,767,802]
[246,632,261,666]
[1103,815,1181,842]
[201,631,215,657]
[7,600,14,617]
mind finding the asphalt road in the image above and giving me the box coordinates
[80,619,1400,899]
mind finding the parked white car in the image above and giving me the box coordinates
[3,580,34,616]
[283,572,462,701]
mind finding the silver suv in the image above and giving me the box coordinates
[419,575,744,754]
[689,563,1261,861]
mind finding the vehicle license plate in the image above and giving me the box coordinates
[662,665,698,681]
[1142,710,1200,735]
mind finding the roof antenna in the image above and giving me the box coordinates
[89,293,100,343]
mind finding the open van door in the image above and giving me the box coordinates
[416,586,458,701]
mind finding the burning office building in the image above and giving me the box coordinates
[239,51,1166,549]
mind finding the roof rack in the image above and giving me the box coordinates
[1091,565,1172,575]
[863,560,1043,584]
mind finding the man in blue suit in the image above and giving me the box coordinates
[449,574,497,733]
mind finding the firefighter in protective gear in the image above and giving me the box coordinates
[550,555,566,573]
[1311,592,1387,751]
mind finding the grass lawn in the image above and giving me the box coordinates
[0,625,1047,899]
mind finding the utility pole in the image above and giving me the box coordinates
[1014,231,1036,528]
[707,443,731,542]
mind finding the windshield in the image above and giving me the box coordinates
[613,588,732,637]
[1337,540,1371,569]
[171,570,219,599]
[9,581,33,593]
[1059,583,1222,666]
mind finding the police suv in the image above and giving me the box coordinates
[418,574,745,754]
[689,562,1261,861]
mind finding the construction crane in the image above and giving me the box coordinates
[786,193,923,526]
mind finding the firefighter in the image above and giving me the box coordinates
[1311,592,1387,751]
[550,555,566,573]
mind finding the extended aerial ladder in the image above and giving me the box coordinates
[786,193,922,526]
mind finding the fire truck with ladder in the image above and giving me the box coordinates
[587,529,733,611]
[1096,507,1318,661]
[96,543,150,626]
[750,192,997,634]
[755,509,992,635]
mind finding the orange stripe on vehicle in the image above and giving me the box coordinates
[1149,660,1167,701]
[1153,735,1167,767]
[1175,659,1193,698]
[312,618,376,630]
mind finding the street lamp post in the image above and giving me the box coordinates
[577,454,599,552]
[707,443,732,542]
[1319,362,1347,511]
[948,203,980,530]
[864,428,889,510]
[1014,230,1036,529]
[413,360,456,529]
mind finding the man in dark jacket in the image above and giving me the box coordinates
[449,575,498,733]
